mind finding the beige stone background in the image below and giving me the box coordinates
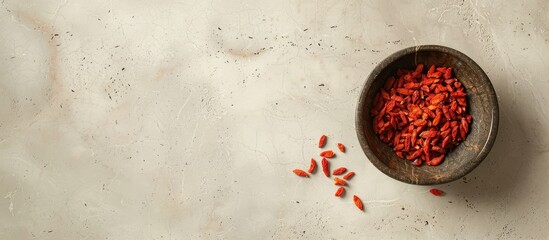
[0,0,548,239]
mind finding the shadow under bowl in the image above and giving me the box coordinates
[355,45,499,185]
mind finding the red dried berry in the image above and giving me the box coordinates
[429,188,444,196]
[318,135,327,148]
[335,187,345,197]
[320,150,335,158]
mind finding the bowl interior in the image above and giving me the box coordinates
[356,45,498,185]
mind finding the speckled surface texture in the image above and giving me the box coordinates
[1,0,548,239]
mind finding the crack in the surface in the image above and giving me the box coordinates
[2,0,12,13]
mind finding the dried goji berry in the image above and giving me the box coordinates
[451,91,466,97]
[337,143,345,153]
[427,65,435,77]
[431,93,446,105]
[419,130,437,138]
[321,158,330,177]
[415,64,424,73]
[428,155,445,166]
[343,171,355,180]
[443,68,452,79]
[406,149,423,160]
[353,195,364,211]
[423,138,430,155]
[334,177,347,186]
[451,126,459,140]
[293,169,309,177]
[411,130,418,146]
[429,188,444,196]
[332,167,347,175]
[308,158,317,173]
[432,146,446,154]
[413,119,427,127]
[397,88,413,95]
[441,136,451,148]
[320,150,335,158]
[431,71,442,79]
[335,187,345,197]
[318,135,327,148]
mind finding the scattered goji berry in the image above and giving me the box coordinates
[332,167,347,175]
[318,135,327,148]
[320,150,335,158]
[429,188,444,196]
[334,177,347,186]
[337,143,345,153]
[343,171,355,180]
[353,195,364,211]
[308,158,317,173]
[335,187,345,197]
[293,169,309,177]
[321,158,330,177]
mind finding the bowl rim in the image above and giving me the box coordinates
[355,45,499,185]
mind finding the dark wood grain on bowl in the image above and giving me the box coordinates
[356,45,498,185]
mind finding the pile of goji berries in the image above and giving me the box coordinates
[371,64,472,166]
[292,135,364,212]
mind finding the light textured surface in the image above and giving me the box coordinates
[0,0,548,239]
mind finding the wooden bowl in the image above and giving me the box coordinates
[355,45,499,185]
